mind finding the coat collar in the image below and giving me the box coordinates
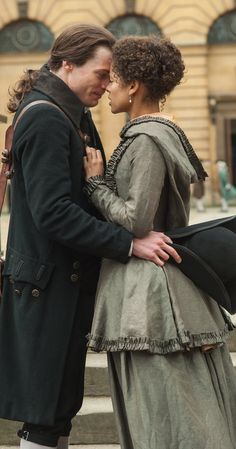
[32,64,85,129]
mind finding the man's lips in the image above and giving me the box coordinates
[93,92,104,98]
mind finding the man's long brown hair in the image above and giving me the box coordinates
[8,24,115,112]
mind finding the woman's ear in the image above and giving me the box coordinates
[128,80,140,96]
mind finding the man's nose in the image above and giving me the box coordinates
[102,78,110,90]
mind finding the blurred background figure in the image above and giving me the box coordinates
[216,159,236,212]
[192,180,206,212]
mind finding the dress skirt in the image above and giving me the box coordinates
[108,346,236,449]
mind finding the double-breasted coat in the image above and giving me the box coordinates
[0,66,132,425]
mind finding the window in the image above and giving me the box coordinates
[208,10,236,44]
[107,14,161,38]
[0,19,54,53]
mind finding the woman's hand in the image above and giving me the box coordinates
[83,146,104,180]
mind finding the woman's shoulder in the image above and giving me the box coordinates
[123,130,165,164]
[120,114,180,139]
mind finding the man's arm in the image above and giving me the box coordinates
[16,106,132,262]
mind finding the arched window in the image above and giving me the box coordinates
[0,19,54,53]
[107,14,161,38]
[208,10,236,44]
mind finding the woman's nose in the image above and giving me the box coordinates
[105,82,111,93]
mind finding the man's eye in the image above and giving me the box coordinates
[97,73,109,80]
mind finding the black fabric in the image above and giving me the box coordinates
[0,65,132,425]
[18,420,71,446]
[184,227,236,283]
[167,215,236,314]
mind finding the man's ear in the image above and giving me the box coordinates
[62,60,74,71]
[129,80,140,96]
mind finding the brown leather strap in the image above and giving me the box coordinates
[13,100,63,129]
[0,124,14,212]
[0,100,71,298]
[0,100,66,215]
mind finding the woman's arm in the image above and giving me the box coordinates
[84,134,166,238]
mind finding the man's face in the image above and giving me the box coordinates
[63,46,112,107]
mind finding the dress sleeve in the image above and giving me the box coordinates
[85,134,166,238]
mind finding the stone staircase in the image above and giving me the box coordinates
[0,331,236,448]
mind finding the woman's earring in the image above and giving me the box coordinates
[129,96,132,104]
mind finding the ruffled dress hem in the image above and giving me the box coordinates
[87,321,233,354]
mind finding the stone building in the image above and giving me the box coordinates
[0,0,236,203]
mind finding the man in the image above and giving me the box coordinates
[0,24,180,449]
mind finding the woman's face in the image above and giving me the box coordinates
[106,70,131,114]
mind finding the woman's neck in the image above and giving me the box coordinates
[129,104,159,120]
[129,110,174,122]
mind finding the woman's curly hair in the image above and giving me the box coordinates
[112,35,185,103]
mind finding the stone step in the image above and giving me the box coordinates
[1,446,120,449]
[227,328,236,351]
[71,396,118,445]
[0,444,120,448]
[84,352,110,397]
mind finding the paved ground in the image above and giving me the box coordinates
[1,446,120,449]
[189,205,236,225]
[2,447,120,449]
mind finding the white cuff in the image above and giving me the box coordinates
[128,240,133,257]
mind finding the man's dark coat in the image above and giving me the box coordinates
[0,67,132,425]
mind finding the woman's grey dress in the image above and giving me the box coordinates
[85,116,236,449]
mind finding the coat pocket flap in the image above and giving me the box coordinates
[3,249,55,290]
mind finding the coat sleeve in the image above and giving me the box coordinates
[85,134,167,238]
[14,105,132,262]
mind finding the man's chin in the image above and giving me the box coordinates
[86,99,99,108]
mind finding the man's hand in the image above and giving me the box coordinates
[132,231,181,267]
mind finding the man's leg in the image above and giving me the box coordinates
[20,441,69,449]
[20,441,55,448]
[18,420,71,448]
[18,292,93,449]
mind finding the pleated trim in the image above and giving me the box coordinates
[84,136,136,197]
[87,324,232,354]
[83,175,106,198]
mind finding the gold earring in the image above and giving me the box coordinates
[129,96,132,104]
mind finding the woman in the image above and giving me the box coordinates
[83,36,236,449]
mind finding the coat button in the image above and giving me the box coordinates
[32,288,40,298]
[70,273,79,282]
[14,288,21,296]
[9,276,14,284]
[73,261,80,270]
